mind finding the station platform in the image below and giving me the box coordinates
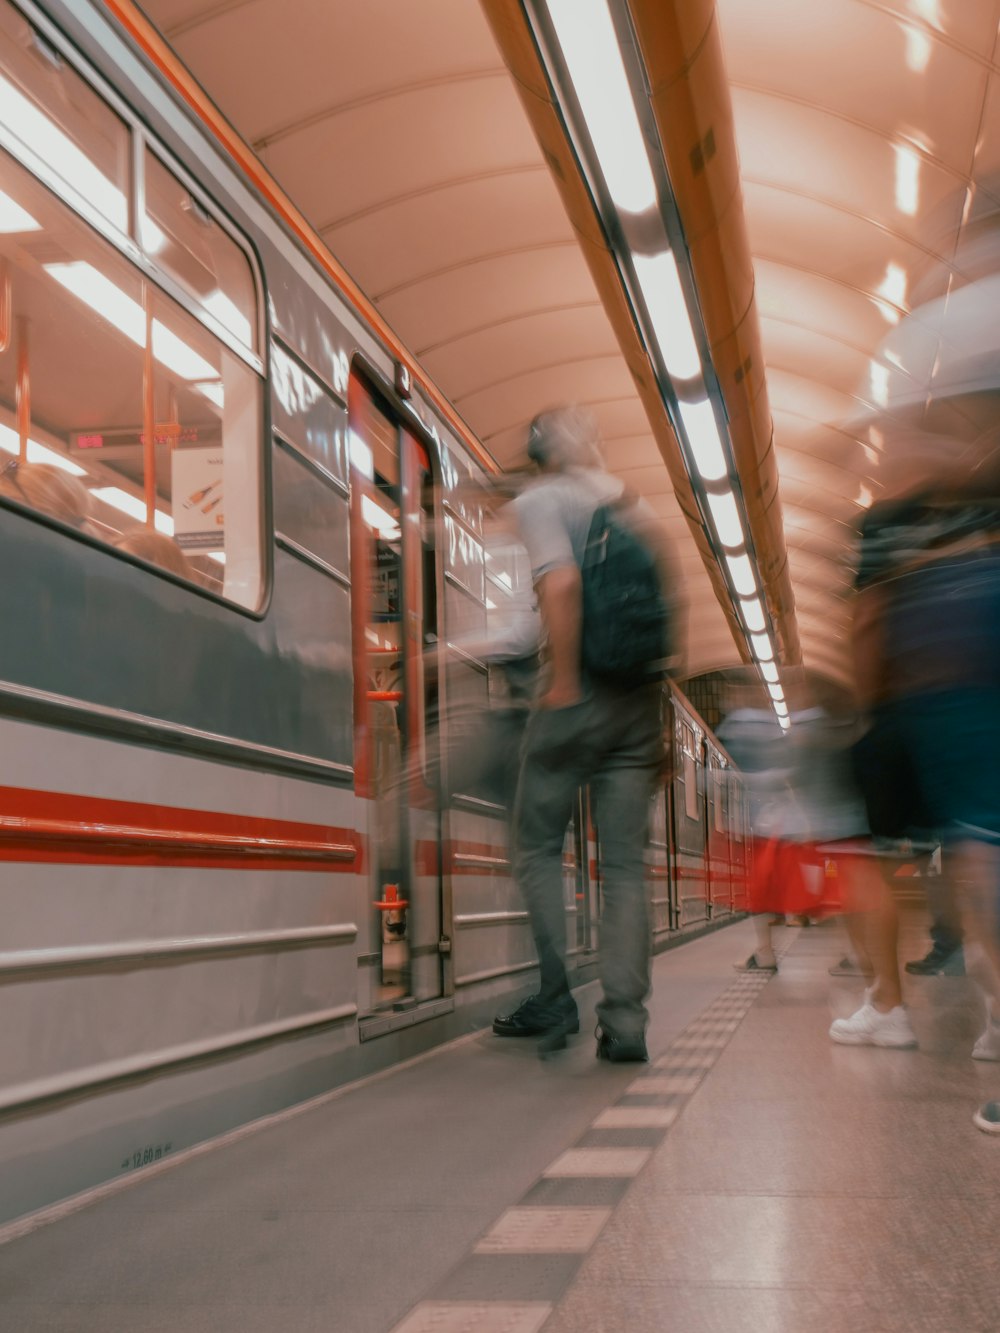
[2,916,997,1332]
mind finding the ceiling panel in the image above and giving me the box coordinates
[138,0,1000,696]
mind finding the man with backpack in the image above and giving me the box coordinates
[491,406,679,1059]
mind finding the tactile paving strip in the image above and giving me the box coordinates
[390,945,787,1332]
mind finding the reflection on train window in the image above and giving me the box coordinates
[143,150,257,353]
[683,727,699,822]
[0,2,129,235]
[0,133,262,606]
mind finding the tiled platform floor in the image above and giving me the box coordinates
[3,915,999,1332]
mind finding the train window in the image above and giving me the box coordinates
[0,143,263,607]
[142,150,257,354]
[0,2,129,235]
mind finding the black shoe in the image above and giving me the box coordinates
[493,994,580,1038]
[904,943,964,976]
[734,953,778,973]
[595,1026,649,1063]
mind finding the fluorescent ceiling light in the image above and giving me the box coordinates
[633,251,701,380]
[0,74,127,231]
[45,262,223,402]
[740,597,766,633]
[904,27,932,73]
[768,682,784,702]
[139,214,166,254]
[679,398,727,482]
[47,262,143,341]
[778,714,790,730]
[775,700,789,716]
[894,143,920,216]
[90,485,173,534]
[0,422,86,475]
[206,551,226,564]
[751,632,775,662]
[361,493,400,541]
[0,188,39,232]
[870,361,889,407]
[705,489,744,549]
[204,290,253,349]
[546,0,657,214]
[196,382,225,409]
[725,552,756,597]
[760,660,779,683]
[152,320,216,383]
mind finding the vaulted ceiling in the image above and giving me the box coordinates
[138,0,1000,688]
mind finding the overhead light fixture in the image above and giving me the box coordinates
[870,360,889,407]
[632,251,700,379]
[679,398,727,481]
[750,632,775,661]
[767,682,784,702]
[725,552,756,597]
[545,0,657,214]
[204,289,253,350]
[705,489,744,549]
[894,142,920,217]
[740,597,766,633]
[0,188,39,233]
[90,485,174,534]
[0,74,128,232]
[45,262,223,403]
[778,714,790,730]
[775,700,789,716]
[760,660,779,683]
[0,422,86,475]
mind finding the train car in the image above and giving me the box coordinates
[0,0,747,1224]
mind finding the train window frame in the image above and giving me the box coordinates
[0,0,272,617]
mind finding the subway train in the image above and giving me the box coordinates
[0,0,750,1224]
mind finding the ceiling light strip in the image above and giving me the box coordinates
[534,0,781,710]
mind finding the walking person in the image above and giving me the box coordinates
[491,406,680,1059]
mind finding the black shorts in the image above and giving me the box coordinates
[852,712,934,842]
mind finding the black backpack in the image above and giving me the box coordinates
[581,496,672,687]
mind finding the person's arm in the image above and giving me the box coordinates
[536,564,583,709]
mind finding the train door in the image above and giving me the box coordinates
[349,373,442,1010]
[673,711,710,925]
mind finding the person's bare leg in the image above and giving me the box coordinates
[953,840,1000,1019]
[858,860,904,1010]
[753,914,776,967]
[842,912,874,981]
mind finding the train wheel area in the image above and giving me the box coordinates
[2,914,997,1332]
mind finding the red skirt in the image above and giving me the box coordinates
[746,837,820,916]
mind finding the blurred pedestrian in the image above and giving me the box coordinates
[831,448,1000,1086]
[491,406,680,1059]
[716,691,801,972]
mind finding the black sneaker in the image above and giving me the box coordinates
[734,953,778,973]
[595,1026,649,1063]
[904,944,964,976]
[493,994,580,1038]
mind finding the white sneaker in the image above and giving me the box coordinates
[972,1018,1000,1062]
[829,1001,917,1048]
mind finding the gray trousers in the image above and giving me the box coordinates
[513,683,663,1036]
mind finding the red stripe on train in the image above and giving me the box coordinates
[0,786,361,871]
